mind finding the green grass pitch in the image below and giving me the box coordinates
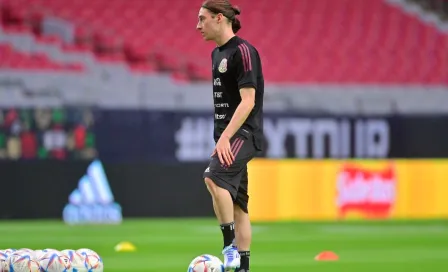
[1,218,448,271]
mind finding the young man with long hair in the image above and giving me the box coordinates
[197,1,265,271]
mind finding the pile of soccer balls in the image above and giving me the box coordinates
[0,248,103,272]
[187,254,224,272]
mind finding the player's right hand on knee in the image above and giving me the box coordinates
[213,136,235,167]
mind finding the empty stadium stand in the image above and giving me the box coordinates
[0,40,84,71]
[1,0,447,83]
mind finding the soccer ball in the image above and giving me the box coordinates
[76,248,103,271]
[0,260,7,272]
[18,248,33,253]
[0,250,7,261]
[38,251,71,272]
[33,250,46,260]
[8,251,40,272]
[0,251,7,272]
[61,249,86,272]
[18,249,35,259]
[33,248,57,260]
[42,249,58,254]
[8,249,33,263]
[188,254,224,272]
[4,249,16,255]
[0,250,7,272]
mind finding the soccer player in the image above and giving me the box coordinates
[196,1,264,271]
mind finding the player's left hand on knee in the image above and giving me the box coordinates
[215,136,235,167]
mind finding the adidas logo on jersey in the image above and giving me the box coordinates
[62,159,122,225]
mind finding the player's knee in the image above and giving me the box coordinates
[204,177,218,194]
[234,204,248,217]
[234,205,243,215]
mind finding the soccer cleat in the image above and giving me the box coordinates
[222,245,240,270]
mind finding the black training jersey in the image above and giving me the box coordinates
[211,36,264,151]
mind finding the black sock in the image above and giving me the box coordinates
[237,251,250,271]
[220,222,235,248]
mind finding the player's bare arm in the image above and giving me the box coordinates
[213,87,255,166]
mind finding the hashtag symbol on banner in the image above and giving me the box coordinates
[175,117,214,161]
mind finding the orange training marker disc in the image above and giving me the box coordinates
[314,251,339,261]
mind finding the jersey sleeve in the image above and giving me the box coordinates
[234,43,258,90]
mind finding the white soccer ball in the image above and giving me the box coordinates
[0,260,7,272]
[0,250,7,261]
[18,248,33,253]
[0,253,7,272]
[0,251,7,272]
[76,248,103,272]
[34,248,58,263]
[8,249,33,264]
[29,248,54,260]
[188,254,224,272]
[42,249,58,254]
[33,250,46,260]
[3,249,15,256]
[17,249,35,259]
[8,252,40,272]
[39,251,71,272]
[61,249,87,272]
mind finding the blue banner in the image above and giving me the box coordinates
[4,108,448,162]
[94,110,394,162]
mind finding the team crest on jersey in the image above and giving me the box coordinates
[218,58,228,73]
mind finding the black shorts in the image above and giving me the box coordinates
[203,128,256,213]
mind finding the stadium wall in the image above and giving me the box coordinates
[248,159,448,222]
[0,161,214,220]
[2,108,448,221]
[1,159,448,221]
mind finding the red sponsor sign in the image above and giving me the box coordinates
[336,164,396,219]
